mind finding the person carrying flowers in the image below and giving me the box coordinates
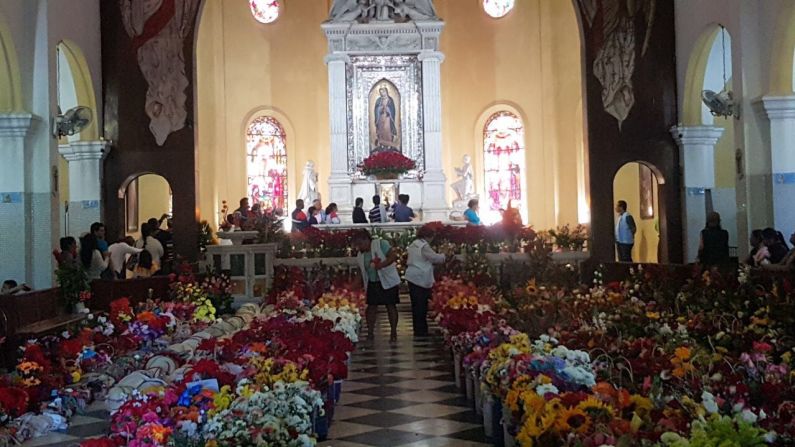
[353,230,401,342]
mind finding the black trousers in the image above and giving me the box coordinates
[616,243,634,262]
[408,282,431,336]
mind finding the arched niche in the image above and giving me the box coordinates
[118,173,173,238]
[612,161,663,264]
[682,24,734,126]
[56,40,99,140]
[0,11,22,112]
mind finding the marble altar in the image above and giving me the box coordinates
[322,0,449,221]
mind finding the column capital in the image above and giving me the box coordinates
[324,53,350,65]
[418,50,445,63]
[0,113,35,138]
[670,125,725,147]
[59,140,111,162]
[761,95,795,120]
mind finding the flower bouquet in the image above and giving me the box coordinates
[358,151,416,179]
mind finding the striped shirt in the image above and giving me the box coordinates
[369,205,387,223]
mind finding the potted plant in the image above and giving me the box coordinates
[55,264,90,313]
[358,151,416,180]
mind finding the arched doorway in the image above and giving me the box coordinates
[613,162,661,263]
[120,173,173,239]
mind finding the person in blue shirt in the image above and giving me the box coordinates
[614,200,637,262]
[463,199,481,226]
[393,194,416,222]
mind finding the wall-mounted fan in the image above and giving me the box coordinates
[54,106,93,138]
[701,90,735,119]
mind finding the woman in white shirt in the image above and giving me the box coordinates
[135,223,164,271]
[405,226,447,336]
[80,234,109,280]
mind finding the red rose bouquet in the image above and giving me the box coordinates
[358,151,416,178]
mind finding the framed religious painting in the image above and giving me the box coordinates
[639,164,654,219]
[346,55,424,175]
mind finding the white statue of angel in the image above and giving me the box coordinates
[451,155,475,201]
[298,161,319,205]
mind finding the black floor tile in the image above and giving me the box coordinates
[338,428,432,446]
[347,398,419,412]
[343,412,428,428]
[439,410,484,424]
[351,385,413,398]
[444,426,490,443]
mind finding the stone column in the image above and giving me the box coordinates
[0,113,34,284]
[59,140,110,236]
[761,96,795,239]
[418,50,449,221]
[325,53,353,217]
[671,125,724,262]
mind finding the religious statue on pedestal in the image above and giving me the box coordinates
[450,155,477,211]
[298,161,319,205]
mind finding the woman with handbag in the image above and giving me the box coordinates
[354,231,401,342]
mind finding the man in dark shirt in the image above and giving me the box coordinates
[352,197,367,224]
[291,199,308,232]
[763,228,789,264]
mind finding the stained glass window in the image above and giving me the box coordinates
[483,111,526,223]
[246,116,287,211]
[250,0,280,24]
[483,0,515,18]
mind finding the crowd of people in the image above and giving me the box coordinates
[52,215,176,281]
[614,198,794,271]
[289,194,419,232]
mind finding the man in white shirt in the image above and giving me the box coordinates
[109,236,144,279]
[405,227,448,336]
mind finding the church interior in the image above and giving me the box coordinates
[0,0,794,446]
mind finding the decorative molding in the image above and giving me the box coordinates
[58,140,111,162]
[670,125,725,147]
[321,21,444,55]
[0,113,34,138]
[760,95,795,120]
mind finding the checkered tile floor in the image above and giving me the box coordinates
[25,304,487,447]
[318,304,489,447]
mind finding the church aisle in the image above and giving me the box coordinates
[319,304,489,447]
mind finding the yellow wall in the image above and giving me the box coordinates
[196,0,584,230]
[713,115,735,188]
[131,174,171,238]
[613,163,659,263]
[0,10,22,112]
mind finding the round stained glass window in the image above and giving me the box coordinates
[250,0,280,24]
[483,0,515,18]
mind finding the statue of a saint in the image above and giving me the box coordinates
[297,161,319,205]
[328,0,369,22]
[451,155,475,202]
[395,0,438,20]
[373,87,398,150]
